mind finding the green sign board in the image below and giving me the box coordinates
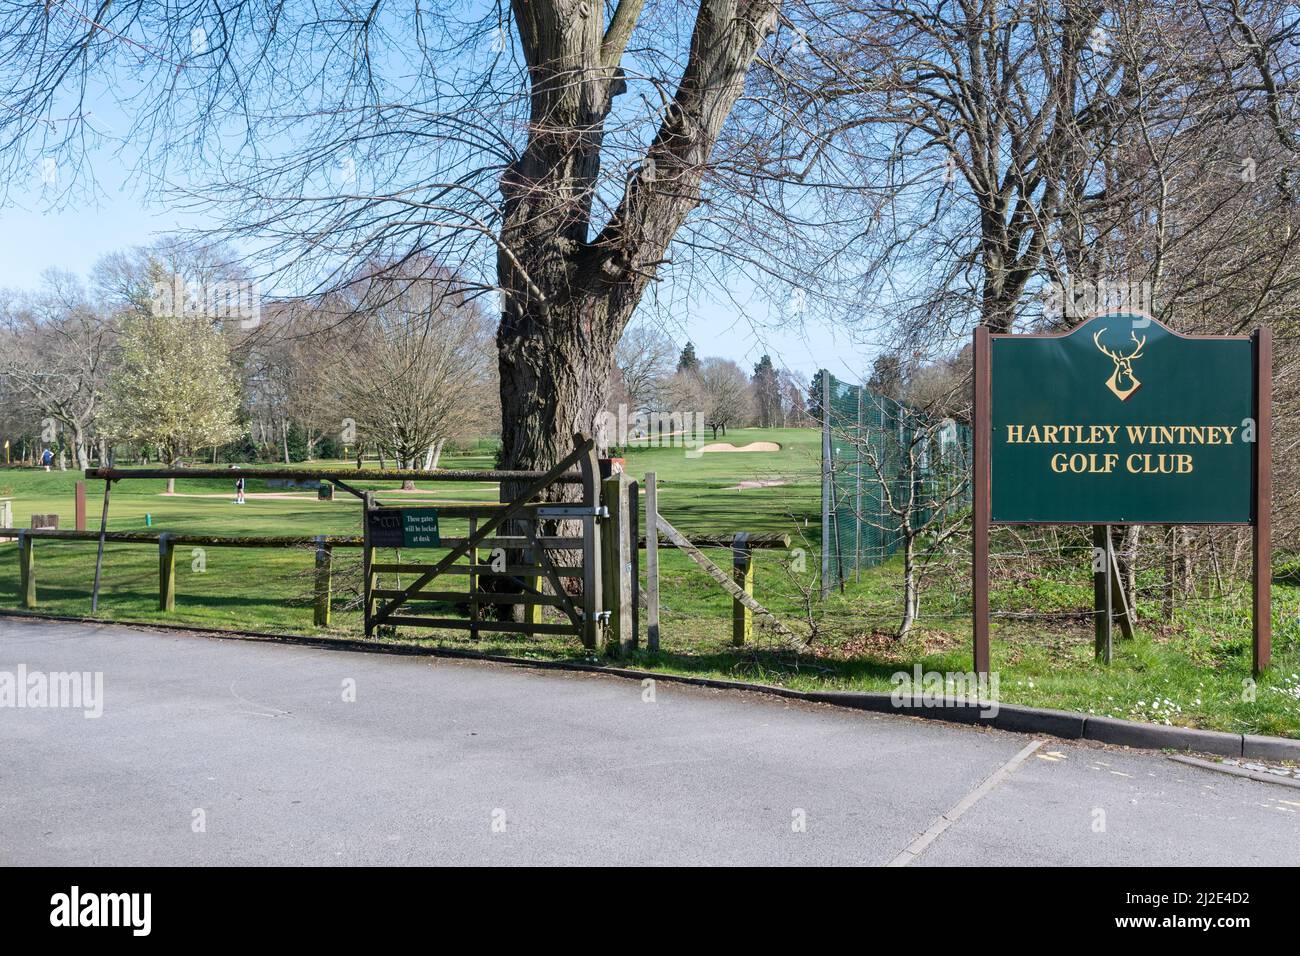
[989,314,1256,524]
[366,507,442,548]
[401,508,442,547]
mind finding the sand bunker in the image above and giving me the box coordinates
[727,479,794,491]
[162,492,320,501]
[697,441,782,453]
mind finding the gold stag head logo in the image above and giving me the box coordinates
[1092,327,1146,401]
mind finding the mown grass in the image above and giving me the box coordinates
[1,426,1297,738]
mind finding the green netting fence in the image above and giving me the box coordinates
[820,371,972,595]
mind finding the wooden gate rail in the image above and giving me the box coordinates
[635,532,791,549]
[17,528,583,548]
[16,529,365,623]
[19,530,365,547]
[369,562,583,577]
[85,467,585,485]
[369,589,571,605]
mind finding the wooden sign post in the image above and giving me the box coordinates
[1253,328,1272,675]
[973,316,1271,677]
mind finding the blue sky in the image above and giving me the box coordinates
[0,3,885,385]
[0,180,880,382]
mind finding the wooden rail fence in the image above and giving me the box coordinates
[14,464,801,652]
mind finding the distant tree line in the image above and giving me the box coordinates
[609,327,814,442]
[0,241,499,472]
[0,242,815,473]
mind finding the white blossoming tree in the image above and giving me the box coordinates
[105,311,244,492]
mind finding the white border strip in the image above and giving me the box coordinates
[886,739,1043,867]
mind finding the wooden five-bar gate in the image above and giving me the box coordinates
[362,434,605,648]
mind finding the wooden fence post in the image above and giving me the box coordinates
[19,530,35,608]
[600,472,617,652]
[601,472,633,655]
[526,588,544,633]
[1253,326,1273,675]
[90,478,113,613]
[972,326,991,676]
[629,479,639,650]
[1092,525,1112,663]
[520,512,542,636]
[75,481,86,531]
[578,440,603,651]
[158,532,176,612]
[732,532,753,647]
[468,518,480,641]
[820,370,832,600]
[362,491,375,637]
[314,535,332,627]
[644,472,660,652]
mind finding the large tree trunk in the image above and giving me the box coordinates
[489,0,778,622]
[496,0,778,480]
[498,301,621,494]
[495,299,625,619]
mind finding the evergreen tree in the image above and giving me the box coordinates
[285,421,311,462]
[808,369,826,422]
[676,341,700,374]
[751,354,782,427]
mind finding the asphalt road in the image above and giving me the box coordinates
[0,617,1294,865]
